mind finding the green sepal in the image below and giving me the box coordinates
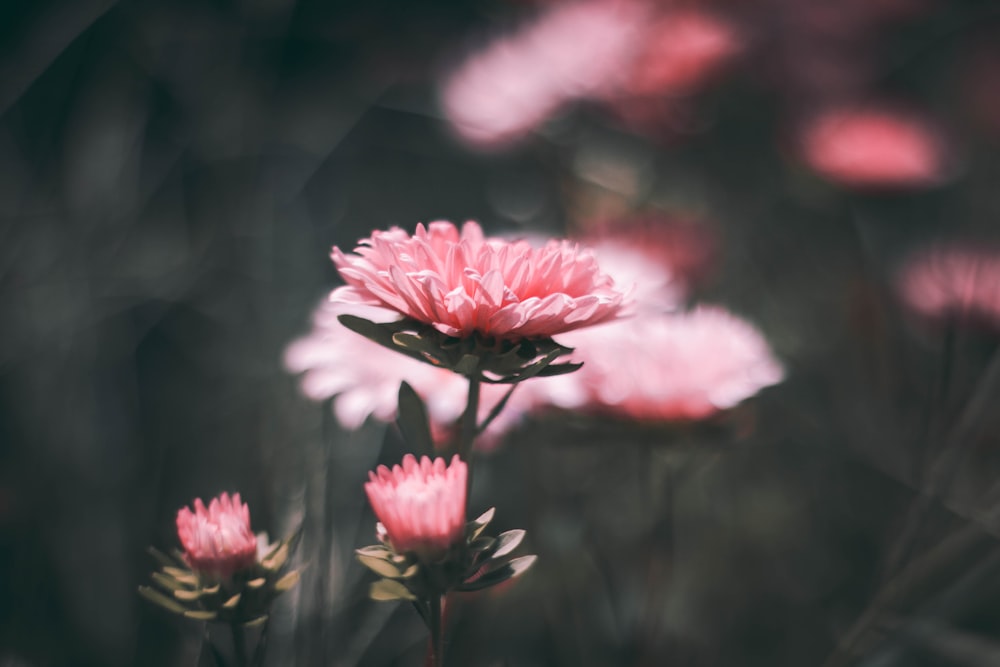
[396,382,434,454]
[370,578,417,602]
[151,571,191,591]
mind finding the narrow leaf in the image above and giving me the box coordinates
[492,530,526,560]
[138,586,189,614]
[396,382,434,454]
[274,570,301,592]
[357,553,409,578]
[370,578,417,601]
[183,610,217,621]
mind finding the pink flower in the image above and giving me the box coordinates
[284,302,530,444]
[797,104,949,189]
[618,9,743,97]
[896,244,1000,330]
[176,492,258,579]
[440,0,647,147]
[558,306,784,421]
[364,454,468,560]
[331,221,626,340]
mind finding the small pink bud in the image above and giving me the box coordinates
[176,492,258,580]
[364,455,468,561]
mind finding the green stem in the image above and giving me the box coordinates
[476,383,518,437]
[428,594,444,667]
[458,375,481,462]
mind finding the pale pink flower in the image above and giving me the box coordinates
[364,454,468,560]
[797,105,949,189]
[331,221,626,340]
[618,9,743,97]
[283,301,531,442]
[557,306,784,421]
[176,492,258,579]
[441,0,647,147]
[582,214,718,297]
[896,244,1000,330]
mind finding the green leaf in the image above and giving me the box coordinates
[151,571,191,592]
[492,530,526,559]
[396,382,434,454]
[369,578,417,602]
[468,536,496,554]
[183,610,218,621]
[173,589,203,601]
[274,570,301,592]
[138,586,189,614]
[467,507,495,541]
[148,547,182,569]
[357,552,410,578]
[534,362,584,378]
[457,555,537,592]
[261,543,289,571]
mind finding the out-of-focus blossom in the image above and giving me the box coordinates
[441,0,647,147]
[617,9,743,97]
[364,454,468,561]
[176,492,258,580]
[284,301,538,444]
[331,221,626,340]
[557,306,784,421]
[896,244,1000,330]
[796,105,949,189]
[582,214,718,295]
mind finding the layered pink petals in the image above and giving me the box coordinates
[896,244,1000,330]
[797,105,949,189]
[176,492,258,579]
[559,306,784,421]
[364,455,468,560]
[331,221,626,340]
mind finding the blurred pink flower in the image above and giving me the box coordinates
[284,301,534,443]
[176,492,258,580]
[583,214,718,295]
[365,454,468,560]
[441,0,647,147]
[558,306,784,421]
[797,105,948,188]
[618,9,742,97]
[896,244,1000,329]
[331,221,626,340]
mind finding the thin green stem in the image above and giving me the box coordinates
[476,383,518,437]
[428,594,444,667]
[230,621,248,667]
[458,375,481,462]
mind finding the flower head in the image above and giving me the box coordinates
[558,306,784,421]
[364,455,468,561]
[331,221,626,340]
[797,104,949,189]
[896,243,1000,331]
[176,492,258,580]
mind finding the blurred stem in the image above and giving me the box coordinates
[428,594,445,667]
[230,622,248,667]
